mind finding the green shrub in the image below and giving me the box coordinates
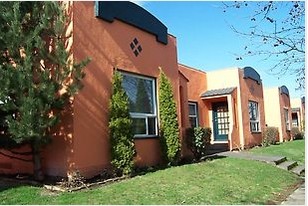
[291,127,304,140]
[262,127,279,146]
[186,127,211,159]
[158,68,180,165]
[109,71,135,175]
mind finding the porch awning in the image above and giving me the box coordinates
[292,107,300,112]
[200,87,236,98]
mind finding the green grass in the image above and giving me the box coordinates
[0,157,301,205]
[249,139,305,164]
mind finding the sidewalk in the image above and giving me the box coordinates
[281,182,305,205]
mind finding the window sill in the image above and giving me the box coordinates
[251,131,261,134]
[134,135,159,140]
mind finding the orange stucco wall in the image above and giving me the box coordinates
[238,69,265,148]
[178,71,191,157]
[178,64,208,126]
[279,92,292,141]
[0,1,181,178]
[70,2,180,176]
[0,146,33,175]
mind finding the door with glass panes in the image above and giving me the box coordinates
[212,102,229,141]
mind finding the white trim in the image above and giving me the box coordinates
[227,95,233,151]
[248,101,261,133]
[213,141,228,144]
[201,94,229,100]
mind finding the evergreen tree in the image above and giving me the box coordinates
[135,79,151,113]
[109,71,135,175]
[0,2,89,180]
[158,68,180,165]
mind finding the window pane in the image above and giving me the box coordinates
[122,74,155,114]
[189,117,197,128]
[189,104,196,115]
[148,117,156,135]
[132,118,146,135]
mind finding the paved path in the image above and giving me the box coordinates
[281,182,305,205]
[217,151,286,165]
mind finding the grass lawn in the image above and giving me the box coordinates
[249,139,305,164]
[0,157,301,205]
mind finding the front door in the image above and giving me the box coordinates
[212,102,229,141]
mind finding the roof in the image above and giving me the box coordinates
[201,87,236,98]
[178,70,189,82]
[178,63,207,74]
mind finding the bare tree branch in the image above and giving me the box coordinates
[223,1,305,90]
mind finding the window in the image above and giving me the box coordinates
[284,108,290,131]
[248,101,260,132]
[292,113,299,127]
[188,102,198,128]
[121,72,157,137]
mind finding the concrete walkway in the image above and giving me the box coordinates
[281,182,305,205]
[212,151,305,205]
[217,151,286,165]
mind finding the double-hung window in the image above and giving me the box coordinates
[188,102,198,128]
[121,72,157,137]
[284,108,290,131]
[248,101,260,132]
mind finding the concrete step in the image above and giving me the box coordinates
[208,143,229,150]
[273,156,287,165]
[291,165,305,176]
[277,161,298,171]
[205,143,229,155]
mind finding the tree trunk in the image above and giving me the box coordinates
[32,144,44,181]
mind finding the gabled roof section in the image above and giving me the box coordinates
[243,66,262,85]
[279,85,289,97]
[201,87,236,98]
[95,1,168,45]
[178,70,189,82]
[178,63,207,74]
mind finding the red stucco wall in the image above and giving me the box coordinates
[238,69,266,148]
[178,64,208,126]
[279,93,292,141]
[71,2,180,176]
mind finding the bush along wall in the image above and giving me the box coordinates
[158,68,180,165]
[108,71,135,176]
[291,127,305,140]
[262,127,279,146]
[186,127,211,160]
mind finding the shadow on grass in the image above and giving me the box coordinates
[0,174,42,192]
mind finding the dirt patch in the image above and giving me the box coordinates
[266,179,304,205]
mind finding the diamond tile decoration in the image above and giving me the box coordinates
[130,38,142,57]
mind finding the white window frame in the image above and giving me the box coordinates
[284,108,290,131]
[121,72,158,138]
[248,101,260,132]
[188,102,199,128]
